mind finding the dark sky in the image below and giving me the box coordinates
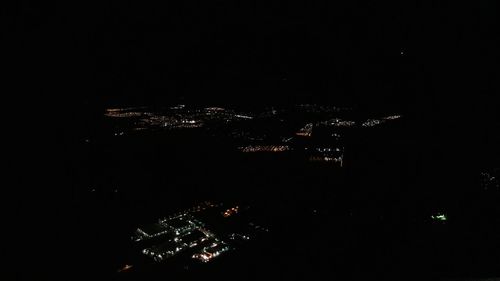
[9,1,497,109]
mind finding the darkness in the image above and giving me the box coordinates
[6,1,499,280]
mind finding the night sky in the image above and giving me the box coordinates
[10,1,497,109]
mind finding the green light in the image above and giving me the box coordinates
[431,213,447,221]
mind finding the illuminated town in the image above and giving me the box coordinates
[104,106,254,132]
[18,1,499,280]
[94,104,500,281]
[131,202,268,265]
[103,104,402,168]
[70,104,499,280]
[317,118,356,128]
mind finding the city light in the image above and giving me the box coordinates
[133,203,263,264]
[317,118,356,128]
[117,264,133,273]
[240,145,290,153]
[223,206,239,218]
[296,123,313,137]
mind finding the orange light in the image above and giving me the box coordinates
[117,264,133,273]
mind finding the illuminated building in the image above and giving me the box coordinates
[307,146,344,166]
[223,206,239,217]
[361,119,385,127]
[143,240,185,261]
[192,242,230,263]
[180,230,209,247]
[382,115,402,120]
[105,107,147,117]
[309,156,343,164]
[133,204,248,263]
[362,115,402,127]
[296,123,313,137]
[133,214,202,242]
[240,145,290,153]
[170,104,186,110]
[317,118,356,127]
[134,223,170,241]
[141,228,214,262]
